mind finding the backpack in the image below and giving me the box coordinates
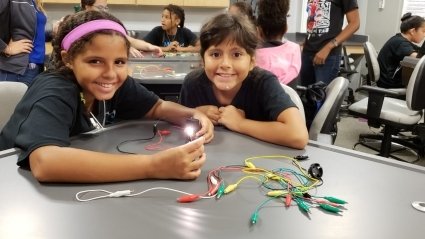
[299,81,327,130]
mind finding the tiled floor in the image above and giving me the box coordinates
[334,115,425,167]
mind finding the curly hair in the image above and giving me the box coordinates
[164,4,185,28]
[257,0,290,40]
[48,10,130,73]
[400,12,425,33]
[200,13,258,58]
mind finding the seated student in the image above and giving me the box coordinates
[255,0,301,89]
[0,10,214,183]
[179,13,308,149]
[377,13,425,88]
[143,4,200,53]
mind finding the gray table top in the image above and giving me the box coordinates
[1,121,425,239]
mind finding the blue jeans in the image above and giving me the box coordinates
[300,51,341,86]
[0,64,43,86]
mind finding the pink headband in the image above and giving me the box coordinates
[61,19,127,50]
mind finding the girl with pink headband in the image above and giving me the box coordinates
[0,10,214,183]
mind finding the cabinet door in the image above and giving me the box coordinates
[184,0,229,8]
[43,0,79,3]
[108,0,136,4]
[136,0,184,5]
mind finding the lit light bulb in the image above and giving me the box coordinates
[184,126,195,141]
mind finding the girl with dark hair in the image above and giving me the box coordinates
[377,13,425,88]
[179,13,308,149]
[144,4,200,52]
[255,0,301,88]
[0,10,214,183]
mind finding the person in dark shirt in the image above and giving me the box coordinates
[179,13,308,149]
[300,0,360,86]
[0,10,213,183]
[377,13,425,89]
[143,4,200,53]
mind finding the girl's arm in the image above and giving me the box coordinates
[127,36,163,56]
[175,40,201,53]
[29,137,205,183]
[218,106,308,149]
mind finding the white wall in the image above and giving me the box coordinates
[364,0,404,50]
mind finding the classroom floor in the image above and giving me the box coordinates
[334,114,425,167]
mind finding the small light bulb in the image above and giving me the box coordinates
[184,126,195,141]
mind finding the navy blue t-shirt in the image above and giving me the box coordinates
[0,72,159,167]
[143,26,197,47]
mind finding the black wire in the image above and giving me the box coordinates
[115,123,158,154]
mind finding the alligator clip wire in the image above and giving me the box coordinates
[177,194,201,203]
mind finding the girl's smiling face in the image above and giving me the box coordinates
[63,33,129,106]
[203,37,255,95]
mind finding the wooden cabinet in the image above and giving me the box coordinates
[43,0,135,4]
[43,0,79,3]
[184,0,229,8]
[108,0,136,4]
[136,0,184,5]
[43,0,228,8]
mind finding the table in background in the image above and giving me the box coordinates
[129,53,202,102]
[1,121,425,239]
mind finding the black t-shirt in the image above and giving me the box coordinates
[377,33,419,88]
[179,67,296,121]
[143,26,198,47]
[303,0,358,54]
[0,72,159,167]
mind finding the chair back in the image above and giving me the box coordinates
[309,77,349,143]
[0,82,28,131]
[406,56,425,111]
[363,41,380,84]
[281,83,305,122]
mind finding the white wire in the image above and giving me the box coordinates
[75,187,215,202]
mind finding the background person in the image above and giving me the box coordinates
[143,4,200,53]
[0,0,47,85]
[377,13,425,89]
[300,0,360,86]
[255,0,301,88]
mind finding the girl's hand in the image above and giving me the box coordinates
[151,137,206,180]
[192,110,214,143]
[129,47,143,58]
[195,105,220,125]
[149,45,164,57]
[218,105,246,131]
